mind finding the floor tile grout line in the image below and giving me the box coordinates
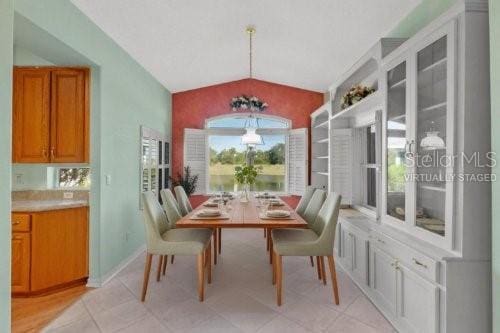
[80,296,104,333]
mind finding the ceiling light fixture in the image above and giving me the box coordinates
[241,25,264,147]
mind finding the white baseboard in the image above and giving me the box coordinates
[86,244,146,288]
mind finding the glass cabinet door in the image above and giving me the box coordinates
[414,36,448,237]
[386,61,408,222]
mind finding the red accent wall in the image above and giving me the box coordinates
[172,78,324,179]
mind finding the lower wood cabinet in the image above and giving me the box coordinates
[11,232,30,293]
[11,207,89,295]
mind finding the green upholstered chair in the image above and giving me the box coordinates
[295,186,316,218]
[302,189,326,226]
[140,191,213,302]
[160,188,182,226]
[160,188,183,266]
[174,185,193,216]
[271,192,342,306]
[300,189,326,268]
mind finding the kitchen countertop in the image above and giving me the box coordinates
[12,200,89,212]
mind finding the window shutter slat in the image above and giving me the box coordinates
[184,129,207,194]
[288,128,308,196]
[331,128,353,204]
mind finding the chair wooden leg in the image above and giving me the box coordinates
[327,255,340,305]
[264,228,267,238]
[218,228,222,254]
[197,253,205,301]
[276,253,283,306]
[156,255,163,282]
[269,231,274,265]
[309,256,314,267]
[320,256,327,285]
[162,255,168,276]
[207,242,212,284]
[213,229,218,265]
[316,256,322,280]
[272,251,277,285]
[171,255,175,264]
[266,228,270,251]
[141,253,153,302]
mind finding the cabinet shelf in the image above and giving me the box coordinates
[315,138,329,144]
[314,120,329,128]
[313,171,329,176]
[419,185,446,192]
[389,78,406,89]
[420,102,446,113]
[332,91,382,121]
[419,57,447,73]
[314,155,329,159]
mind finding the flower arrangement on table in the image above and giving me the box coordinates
[340,85,375,110]
[234,164,262,202]
[230,95,268,112]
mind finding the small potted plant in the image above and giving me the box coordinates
[340,85,375,110]
[234,164,262,202]
[170,166,198,196]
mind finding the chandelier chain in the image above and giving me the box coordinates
[249,28,253,78]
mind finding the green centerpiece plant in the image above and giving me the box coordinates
[234,164,262,202]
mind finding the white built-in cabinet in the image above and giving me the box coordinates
[381,19,456,249]
[310,104,331,191]
[321,1,491,332]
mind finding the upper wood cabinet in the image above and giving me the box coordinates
[13,67,89,163]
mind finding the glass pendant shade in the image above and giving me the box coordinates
[420,131,445,150]
[241,128,263,145]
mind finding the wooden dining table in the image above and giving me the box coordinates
[176,195,308,264]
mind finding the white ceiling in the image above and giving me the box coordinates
[71,0,420,93]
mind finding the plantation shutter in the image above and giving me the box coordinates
[331,128,353,205]
[288,128,308,196]
[184,129,207,194]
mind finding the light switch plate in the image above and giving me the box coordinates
[106,175,112,185]
[63,192,74,199]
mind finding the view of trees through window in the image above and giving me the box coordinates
[209,135,286,192]
[58,168,91,188]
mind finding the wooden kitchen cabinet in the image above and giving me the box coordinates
[12,68,51,163]
[11,207,89,296]
[11,232,31,293]
[13,67,89,163]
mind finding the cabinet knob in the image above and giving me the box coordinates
[50,147,55,159]
[12,235,22,240]
[42,149,48,158]
[12,221,20,225]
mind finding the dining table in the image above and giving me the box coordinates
[176,194,308,265]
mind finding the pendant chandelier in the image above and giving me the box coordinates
[241,26,264,147]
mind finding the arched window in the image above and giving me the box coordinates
[204,114,290,193]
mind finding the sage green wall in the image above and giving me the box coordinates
[490,1,500,331]
[0,0,13,329]
[387,0,458,37]
[13,0,172,285]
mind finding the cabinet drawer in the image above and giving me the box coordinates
[11,213,31,232]
[370,231,439,282]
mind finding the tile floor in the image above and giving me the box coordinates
[43,229,395,333]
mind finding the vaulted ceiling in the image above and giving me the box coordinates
[71,0,420,93]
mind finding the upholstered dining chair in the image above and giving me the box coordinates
[159,188,183,267]
[301,189,326,269]
[141,191,213,302]
[295,186,316,217]
[174,185,193,216]
[271,192,342,306]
